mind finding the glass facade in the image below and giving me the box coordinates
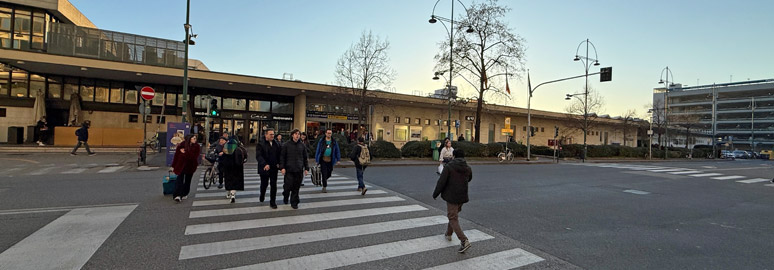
[0,4,56,51]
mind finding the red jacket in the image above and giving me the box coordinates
[171,142,201,175]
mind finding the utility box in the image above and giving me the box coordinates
[431,140,441,161]
[7,126,23,144]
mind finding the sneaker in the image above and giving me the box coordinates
[182,196,188,200]
[361,188,368,195]
[357,188,363,192]
[226,192,232,199]
[301,183,305,186]
[322,187,327,193]
[70,153,76,156]
[458,240,471,253]
[445,234,452,241]
[88,153,97,156]
[270,203,277,209]
[231,197,235,203]
[174,196,181,202]
[38,142,44,146]
[217,183,223,189]
[259,196,265,203]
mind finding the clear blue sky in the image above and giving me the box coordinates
[70,0,774,118]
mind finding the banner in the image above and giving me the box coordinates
[166,122,191,166]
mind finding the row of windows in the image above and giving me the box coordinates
[383,116,439,125]
[0,4,57,51]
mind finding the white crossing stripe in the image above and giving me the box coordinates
[61,168,87,174]
[648,168,687,172]
[189,196,404,218]
[192,190,388,207]
[194,185,370,198]
[226,230,493,270]
[185,205,426,235]
[179,215,449,260]
[688,173,723,177]
[711,175,746,180]
[623,189,650,195]
[668,170,703,174]
[423,248,545,270]
[28,166,56,175]
[736,178,770,184]
[0,205,136,270]
[196,180,356,191]
[98,166,124,173]
[765,184,774,187]
[625,167,669,171]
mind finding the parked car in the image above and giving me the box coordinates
[732,150,749,159]
[721,150,734,159]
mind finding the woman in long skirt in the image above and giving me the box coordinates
[220,138,245,203]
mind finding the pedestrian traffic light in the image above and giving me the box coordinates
[209,98,219,117]
[600,67,612,82]
[554,126,559,138]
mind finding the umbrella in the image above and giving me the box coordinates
[69,92,81,126]
[32,90,46,124]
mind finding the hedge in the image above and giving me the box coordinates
[401,141,433,157]
[371,140,401,158]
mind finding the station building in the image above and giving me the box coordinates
[0,0,636,149]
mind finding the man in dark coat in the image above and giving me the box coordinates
[70,120,95,156]
[432,149,473,253]
[280,129,309,209]
[256,128,281,209]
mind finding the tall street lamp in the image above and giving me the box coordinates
[647,108,654,160]
[429,0,474,139]
[659,66,675,159]
[181,0,197,123]
[573,39,600,162]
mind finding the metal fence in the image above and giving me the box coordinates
[46,22,185,68]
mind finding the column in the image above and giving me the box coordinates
[294,94,307,131]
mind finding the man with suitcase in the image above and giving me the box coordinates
[314,129,341,193]
[256,128,281,209]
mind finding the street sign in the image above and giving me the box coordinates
[500,128,513,133]
[140,86,155,101]
[455,120,460,127]
[504,117,511,125]
[465,116,474,121]
[647,129,653,135]
[138,102,150,115]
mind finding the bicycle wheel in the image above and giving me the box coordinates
[203,168,213,189]
[148,140,158,151]
[497,152,506,163]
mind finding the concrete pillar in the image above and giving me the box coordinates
[294,94,307,131]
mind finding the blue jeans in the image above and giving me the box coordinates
[356,165,366,188]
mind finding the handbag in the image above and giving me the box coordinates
[437,164,444,175]
[323,156,332,162]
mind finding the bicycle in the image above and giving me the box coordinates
[144,133,159,152]
[497,144,514,163]
[203,159,219,190]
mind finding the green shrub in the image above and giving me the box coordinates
[531,145,554,156]
[485,143,504,157]
[401,141,433,157]
[371,140,401,158]
[451,141,487,157]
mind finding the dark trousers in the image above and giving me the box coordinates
[282,172,303,207]
[217,163,224,184]
[260,167,278,204]
[445,202,468,242]
[355,164,366,188]
[71,141,93,154]
[320,160,333,187]
[173,172,194,198]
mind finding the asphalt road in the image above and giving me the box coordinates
[337,159,774,269]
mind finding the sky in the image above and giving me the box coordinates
[70,0,774,119]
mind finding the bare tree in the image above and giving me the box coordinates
[671,113,703,149]
[645,102,666,147]
[618,109,637,146]
[334,30,396,128]
[434,0,526,142]
[563,87,605,143]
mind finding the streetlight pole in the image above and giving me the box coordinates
[181,0,191,123]
[648,109,653,160]
[574,39,600,162]
[659,66,675,159]
[751,96,755,152]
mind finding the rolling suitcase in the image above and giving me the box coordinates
[163,172,177,195]
[310,165,322,186]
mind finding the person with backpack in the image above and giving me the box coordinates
[221,137,246,203]
[171,134,201,202]
[432,149,473,253]
[349,137,370,195]
[70,120,96,156]
[255,128,281,209]
[280,129,309,209]
[314,129,341,193]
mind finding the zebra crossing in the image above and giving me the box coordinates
[179,165,546,269]
[0,164,130,177]
[568,162,774,187]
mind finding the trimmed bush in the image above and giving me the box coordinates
[531,145,554,156]
[371,140,401,158]
[401,141,433,157]
[451,141,487,157]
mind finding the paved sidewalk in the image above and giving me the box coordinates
[0,144,141,153]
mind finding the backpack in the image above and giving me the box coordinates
[358,145,371,165]
[234,145,248,165]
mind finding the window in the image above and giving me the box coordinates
[424,119,430,125]
[523,126,527,131]
[383,116,389,122]
[165,92,176,106]
[151,87,164,106]
[0,8,10,48]
[271,101,293,114]
[80,79,94,101]
[223,98,246,110]
[0,69,10,96]
[109,82,123,103]
[541,127,545,132]
[13,9,31,50]
[394,125,409,141]
[249,100,271,112]
[94,80,109,103]
[0,108,5,117]
[29,74,44,97]
[394,117,400,123]
[404,117,410,124]
[414,118,420,125]
[156,116,166,124]
[435,120,440,126]
[31,12,44,50]
[63,77,78,100]
[47,76,62,99]
[10,70,28,98]
[129,114,138,122]
[124,89,138,104]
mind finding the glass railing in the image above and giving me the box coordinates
[45,22,185,68]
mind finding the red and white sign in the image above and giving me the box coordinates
[140,86,155,101]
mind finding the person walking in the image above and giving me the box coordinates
[314,129,341,193]
[171,134,201,202]
[36,116,49,146]
[432,149,473,253]
[349,137,370,195]
[214,137,227,189]
[276,134,284,147]
[438,138,453,174]
[221,137,245,203]
[280,129,309,209]
[70,120,96,156]
[255,128,281,209]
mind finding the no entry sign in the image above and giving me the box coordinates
[140,86,155,101]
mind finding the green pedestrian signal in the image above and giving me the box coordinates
[209,98,219,117]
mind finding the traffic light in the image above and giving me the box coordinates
[209,98,219,117]
[530,126,536,137]
[600,67,612,82]
[554,126,559,138]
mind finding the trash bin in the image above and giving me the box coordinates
[431,140,441,161]
[7,126,23,144]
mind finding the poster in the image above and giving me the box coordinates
[166,122,191,166]
[410,127,422,141]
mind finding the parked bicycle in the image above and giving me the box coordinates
[497,144,514,163]
[144,133,159,152]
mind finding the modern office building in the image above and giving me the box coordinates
[0,0,636,149]
[654,79,774,151]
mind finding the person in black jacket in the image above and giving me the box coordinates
[70,120,95,156]
[280,129,309,209]
[256,128,281,209]
[349,137,369,195]
[432,149,473,253]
